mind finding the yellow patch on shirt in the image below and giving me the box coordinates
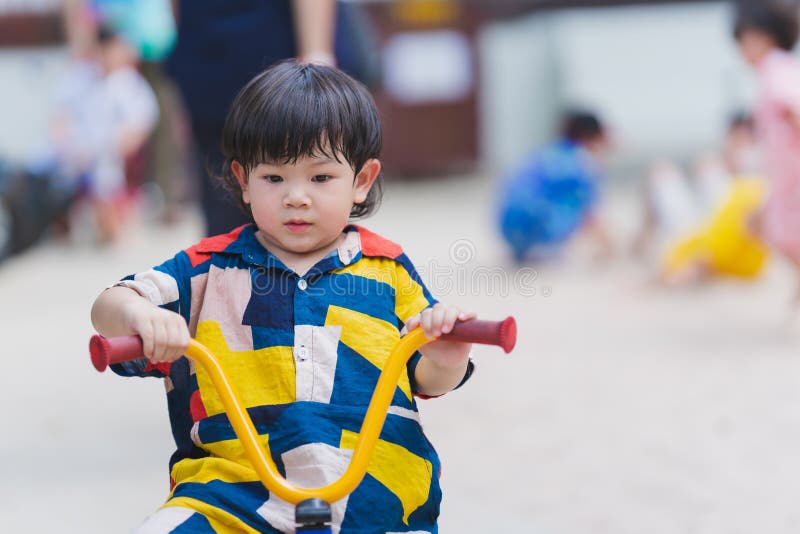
[195,320,296,415]
[340,429,432,525]
[393,263,432,323]
[338,256,396,287]
[170,452,263,488]
[324,305,411,401]
[163,495,263,533]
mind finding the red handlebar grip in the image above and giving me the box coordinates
[90,335,144,372]
[439,317,517,353]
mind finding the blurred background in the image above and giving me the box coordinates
[3,0,800,532]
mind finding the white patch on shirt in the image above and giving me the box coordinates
[337,229,362,265]
[294,325,341,404]
[115,269,179,306]
[189,422,202,448]
[257,442,353,534]
[134,506,197,533]
[387,406,420,423]
[188,272,208,337]
[194,265,253,351]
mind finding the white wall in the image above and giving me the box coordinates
[0,47,69,161]
[479,1,760,175]
[478,13,563,172]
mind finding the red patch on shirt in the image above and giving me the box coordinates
[354,225,403,259]
[184,225,248,267]
[143,361,172,375]
[190,390,208,422]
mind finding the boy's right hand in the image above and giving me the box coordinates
[124,299,190,363]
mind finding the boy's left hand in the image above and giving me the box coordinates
[404,303,476,369]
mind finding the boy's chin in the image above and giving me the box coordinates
[281,237,333,253]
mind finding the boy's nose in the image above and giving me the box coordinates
[283,187,311,207]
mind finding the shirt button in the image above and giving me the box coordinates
[297,279,308,290]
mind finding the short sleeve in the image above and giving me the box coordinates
[393,253,437,325]
[109,250,193,378]
[393,252,473,396]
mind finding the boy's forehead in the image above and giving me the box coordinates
[257,153,345,167]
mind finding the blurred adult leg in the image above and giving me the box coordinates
[192,121,250,237]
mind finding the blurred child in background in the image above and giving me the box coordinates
[6,13,158,253]
[633,113,766,283]
[734,1,800,297]
[497,110,613,262]
[86,24,159,243]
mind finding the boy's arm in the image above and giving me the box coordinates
[91,286,189,363]
[91,285,141,337]
[405,303,475,397]
[413,351,471,398]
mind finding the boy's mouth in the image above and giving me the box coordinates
[284,220,312,232]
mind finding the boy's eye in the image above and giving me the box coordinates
[312,175,332,183]
[264,175,283,183]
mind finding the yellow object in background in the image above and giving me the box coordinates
[392,0,459,26]
[663,177,768,279]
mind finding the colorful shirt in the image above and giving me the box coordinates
[112,224,463,533]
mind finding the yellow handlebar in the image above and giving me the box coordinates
[90,317,516,504]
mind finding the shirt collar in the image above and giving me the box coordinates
[238,224,364,275]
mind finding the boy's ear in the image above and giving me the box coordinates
[231,161,250,204]
[353,159,381,204]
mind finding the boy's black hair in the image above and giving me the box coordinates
[220,61,383,219]
[560,109,605,144]
[733,1,799,51]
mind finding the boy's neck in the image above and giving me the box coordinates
[254,230,345,277]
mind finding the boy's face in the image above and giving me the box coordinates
[736,29,776,67]
[232,153,379,261]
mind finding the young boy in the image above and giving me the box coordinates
[91,61,475,533]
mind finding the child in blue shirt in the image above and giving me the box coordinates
[498,110,612,261]
[91,61,475,533]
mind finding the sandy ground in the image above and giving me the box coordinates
[3,174,800,533]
